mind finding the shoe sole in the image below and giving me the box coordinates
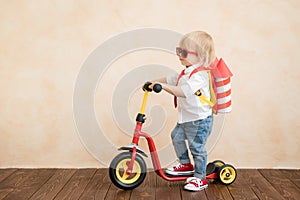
[184,184,208,191]
[165,170,194,176]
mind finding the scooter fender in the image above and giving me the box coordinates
[118,144,148,158]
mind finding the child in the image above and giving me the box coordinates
[149,31,214,191]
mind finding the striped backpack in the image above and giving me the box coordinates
[176,58,233,114]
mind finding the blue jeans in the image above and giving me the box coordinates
[171,115,213,179]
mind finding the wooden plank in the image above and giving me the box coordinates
[29,169,76,200]
[181,186,208,200]
[241,169,285,200]
[0,189,13,200]
[227,169,259,200]
[205,182,227,200]
[218,184,233,200]
[54,169,97,200]
[293,179,300,189]
[1,169,300,200]
[0,169,17,183]
[259,169,300,200]
[0,169,17,199]
[280,169,300,188]
[130,171,156,200]
[3,169,55,200]
[79,169,111,199]
[0,169,33,199]
[105,184,132,200]
[281,169,300,179]
[0,169,31,188]
[155,175,182,200]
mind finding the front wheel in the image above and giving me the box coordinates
[109,152,147,190]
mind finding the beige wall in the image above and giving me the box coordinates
[1,0,299,168]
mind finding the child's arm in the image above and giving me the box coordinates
[159,83,186,98]
[151,76,185,97]
[151,77,167,83]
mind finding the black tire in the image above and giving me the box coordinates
[109,152,147,190]
[206,162,216,175]
[218,164,237,185]
[213,160,225,166]
[206,160,225,175]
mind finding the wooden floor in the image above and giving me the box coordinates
[0,169,299,200]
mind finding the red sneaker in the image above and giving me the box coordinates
[184,178,208,191]
[166,163,194,175]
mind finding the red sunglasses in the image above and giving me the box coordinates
[176,47,197,58]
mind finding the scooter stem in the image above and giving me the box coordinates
[139,91,149,114]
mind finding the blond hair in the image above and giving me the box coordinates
[179,31,215,67]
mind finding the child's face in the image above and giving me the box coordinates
[176,47,200,67]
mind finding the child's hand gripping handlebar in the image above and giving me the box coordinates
[142,82,162,93]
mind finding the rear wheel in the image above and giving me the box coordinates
[206,160,225,175]
[213,160,225,167]
[109,152,147,190]
[206,162,216,175]
[218,164,237,185]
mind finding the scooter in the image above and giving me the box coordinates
[109,83,237,190]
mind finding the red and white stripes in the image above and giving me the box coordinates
[215,77,232,113]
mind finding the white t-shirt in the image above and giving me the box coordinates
[166,63,212,124]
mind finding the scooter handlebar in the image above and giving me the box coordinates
[152,83,162,93]
[142,81,153,92]
[142,82,162,93]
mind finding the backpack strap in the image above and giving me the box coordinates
[174,68,202,108]
[194,70,216,108]
[195,90,214,107]
[176,70,185,85]
[174,67,215,109]
[174,70,185,108]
